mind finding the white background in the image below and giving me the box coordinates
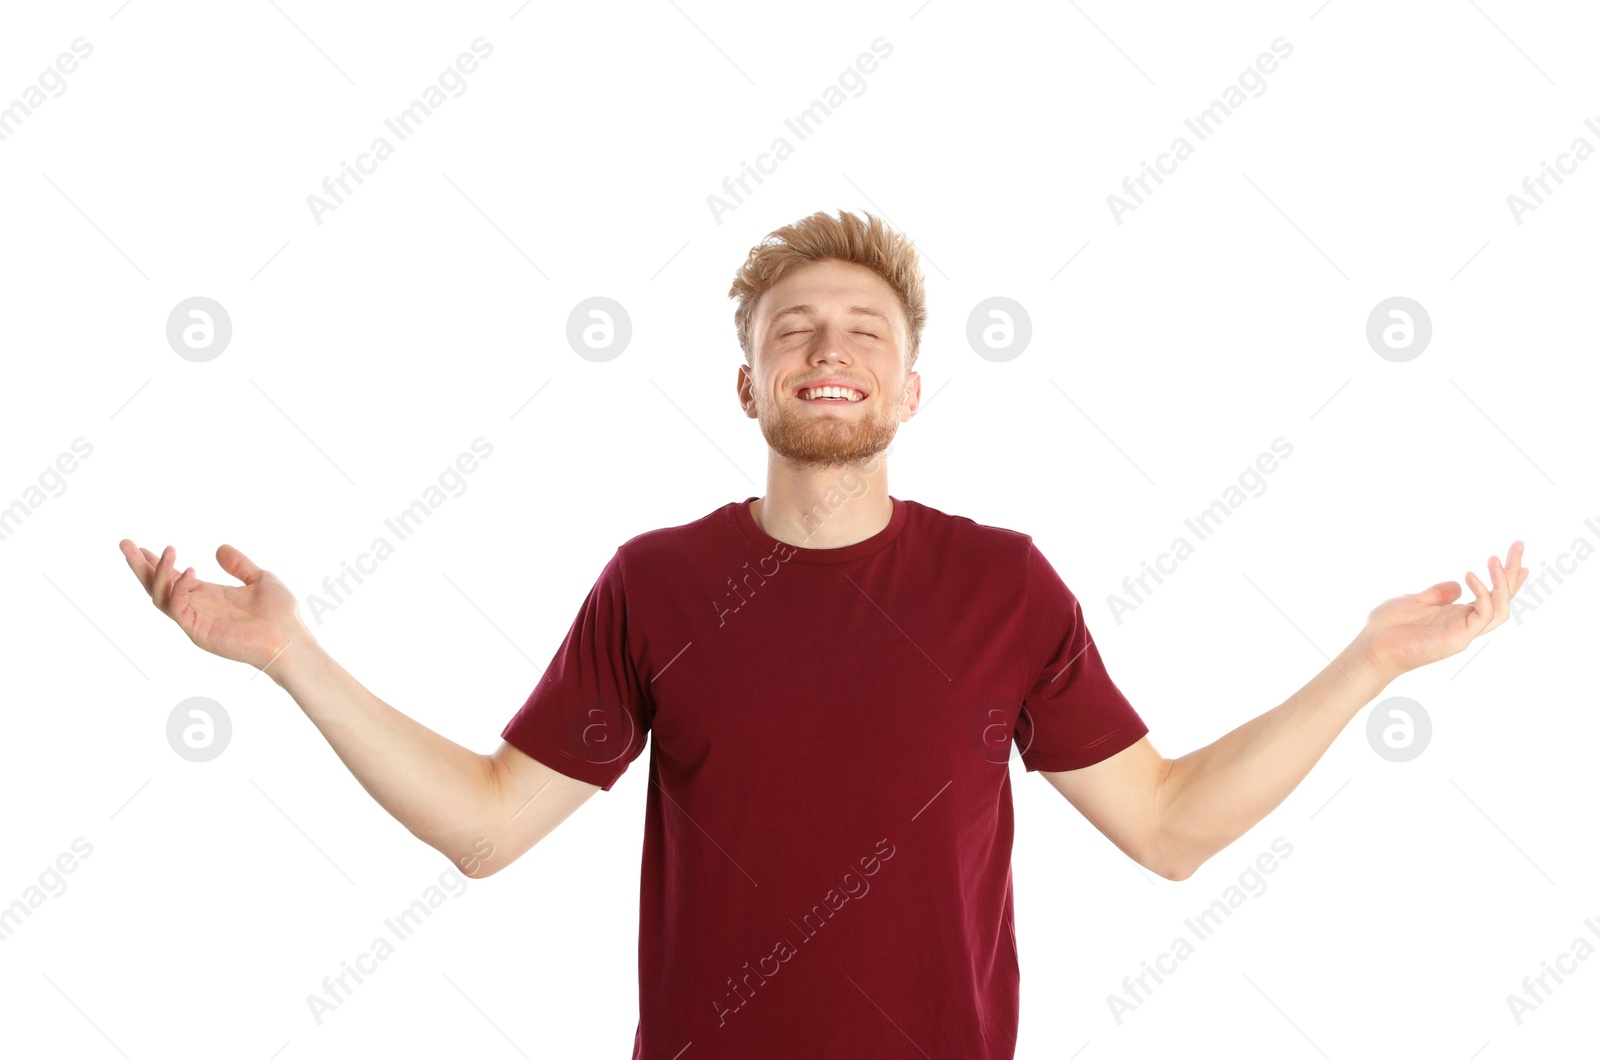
[1,1,1595,1057]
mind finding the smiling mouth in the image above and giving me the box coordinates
[796,387,867,403]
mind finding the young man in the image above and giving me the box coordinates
[120,209,1527,1058]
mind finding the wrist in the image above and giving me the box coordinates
[265,620,325,690]
[1341,632,1395,695]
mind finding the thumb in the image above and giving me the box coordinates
[216,544,265,585]
[1413,580,1461,605]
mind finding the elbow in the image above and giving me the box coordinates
[1148,760,1197,881]
[435,833,504,880]
[1156,858,1195,882]
[453,755,513,879]
[1145,848,1195,882]
[461,860,501,881]
[1144,832,1198,882]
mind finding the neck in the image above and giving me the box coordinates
[752,448,893,549]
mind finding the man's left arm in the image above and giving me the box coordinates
[1041,540,1527,882]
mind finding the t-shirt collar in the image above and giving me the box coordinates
[733,494,909,565]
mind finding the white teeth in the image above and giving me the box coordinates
[800,386,864,401]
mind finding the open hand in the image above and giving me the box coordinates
[1359,540,1528,682]
[119,540,304,674]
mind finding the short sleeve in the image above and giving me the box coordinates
[1017,541,1148,772]
[500,548,650,791]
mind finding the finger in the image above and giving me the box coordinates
[1486,555,1506,617]
[151,546,171,611]
[1464,570,1492,629]
[217,544,264,586]
[171,566,197,615]
[118,539,154,593]
[1416,580,1461,605]
[152,546,178,613]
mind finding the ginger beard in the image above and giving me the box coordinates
[752,374,908,471]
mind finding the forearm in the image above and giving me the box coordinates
[269,624,500,868]
[1155,637,1390,877]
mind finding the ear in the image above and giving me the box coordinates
[900,369,921,420]
[736,361,758,418]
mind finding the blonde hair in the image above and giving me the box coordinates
[728,209,927,370]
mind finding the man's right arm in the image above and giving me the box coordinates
[118,538,596,880]
[272,635,600,878]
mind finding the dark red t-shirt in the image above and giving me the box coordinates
[501,496,1148,1058]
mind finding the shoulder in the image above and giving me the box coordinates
[612,499,743,570]
[900,497,1036,562]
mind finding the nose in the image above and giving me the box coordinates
[807,325,852,365]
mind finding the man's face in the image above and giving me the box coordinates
[738,259,920,471]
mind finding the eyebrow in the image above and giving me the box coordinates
[767,304,890,330]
